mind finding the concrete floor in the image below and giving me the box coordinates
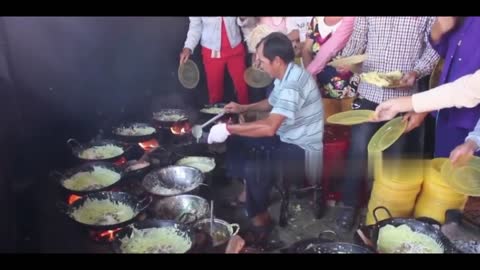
[210,176,366,253]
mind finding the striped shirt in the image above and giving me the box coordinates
[268,63,324,152]
[340,17,440,104]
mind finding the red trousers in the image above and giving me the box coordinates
[201,46,249,104]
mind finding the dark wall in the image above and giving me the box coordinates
[0,16,215,252]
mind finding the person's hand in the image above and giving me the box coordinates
[179,48,192,65]
[450,139,478,167]
[402,112,428,133]
[371,96,414,122]
[396,71,418,89]
[224,102,247,114]
[207,123,231,144]
[435,17,458,35]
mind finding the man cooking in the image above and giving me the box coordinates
[207,32,324,245]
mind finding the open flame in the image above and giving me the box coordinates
[114,156,127,166]
[170,122,191,135]
[68,194,82,205]
[138,138,160,152]
[90,228,123,242]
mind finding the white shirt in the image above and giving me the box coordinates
[286,17,312,42]
[184,17,243,52]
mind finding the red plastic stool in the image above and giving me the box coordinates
[322,125,351,203]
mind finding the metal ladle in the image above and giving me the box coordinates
[192,112,225,143]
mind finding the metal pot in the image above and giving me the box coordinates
[150,194,210,224]
[58,191,152,231]
[284,230,374,254]
[67,138,128,162]
[111,219,197,254]
[193,218,240,247]
[111,122,157,143]
[141,165,205,197]
[366,206,459,253]
[50,161,125,196]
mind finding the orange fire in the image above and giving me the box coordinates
[114,156,127,166]
[68,194,82,205]
[97,228,123,242]
[170,122,191,135]
[138,138,160,152]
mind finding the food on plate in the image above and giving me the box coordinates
[361,70,403,87]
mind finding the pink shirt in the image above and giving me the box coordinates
[306,17,355,75]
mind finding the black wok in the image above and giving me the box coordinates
[111,122,157,143]
[152,109,189,127]
[67,138,128,162]
[58,191,152,231]
[50,161,125,196]
[366,206,459,253]
[284,230,374,254]
[111,219,210,253]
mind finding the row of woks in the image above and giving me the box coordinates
[57,158,238,253]
[366,156,469,226]
[54,108,239,253]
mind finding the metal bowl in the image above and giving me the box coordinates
[142,166,205,197]
[194,218,240,247]
[150,194,210,224]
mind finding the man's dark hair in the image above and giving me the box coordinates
[256,32,295,64]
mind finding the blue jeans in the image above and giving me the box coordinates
[225,135,305,217]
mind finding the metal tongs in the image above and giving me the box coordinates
[191,112,225,143]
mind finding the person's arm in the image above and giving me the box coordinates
[245,99,272,112]
[412,17,441,79]
[306,17,355,75]
[412,69,480,112]
[465,120,480,151]
[184,17,203,52]
[372,69,480,122]
[227,85,303,138]
[450,119,480,165]
[339,17,368,57]
[224,99,272,114]
[227,113,285,137]
[301,38,315,68]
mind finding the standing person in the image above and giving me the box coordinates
[333,17,439,232]
[180,17,249,104]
